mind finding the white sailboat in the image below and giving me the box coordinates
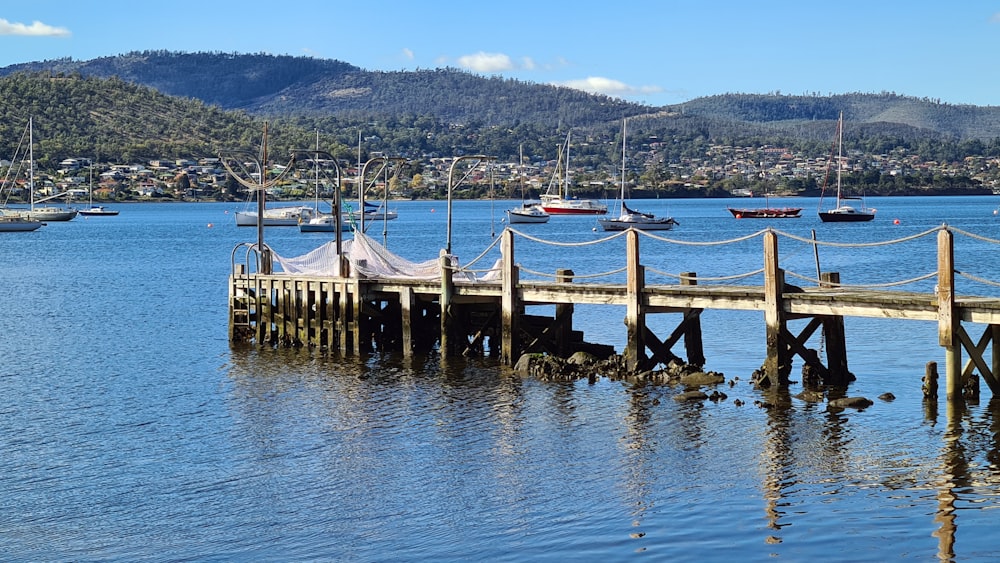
[6,118,78,222]
[598,119,678,231]
[539,131,607,215]
[78,160,119,216]
[818,111,875,222]
[506,144,549,224]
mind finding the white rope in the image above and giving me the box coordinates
[509,227,628,246]
[772,225,942,247]
[461,234,503,269]
[637,228,767,246]
[519,265,627,280]
[956,270,1000,288]
[950,226,1000,245]
[784,269,938,288]
[645,266,765,283]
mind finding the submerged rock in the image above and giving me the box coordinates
[828,396,874,410]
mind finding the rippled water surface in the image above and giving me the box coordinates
[3,197,1000,561]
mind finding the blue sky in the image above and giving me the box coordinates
[3,1,1000,107]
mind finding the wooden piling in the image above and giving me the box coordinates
[500,230,519,365]
[440,250,455,355]
[555,268,575,356]
[625,229,645,371]
[820,272,850,384]
[937,229,961,400]
[763,230,790,386]
[680,272,705,367]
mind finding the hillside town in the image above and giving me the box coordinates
[3,140,998,204]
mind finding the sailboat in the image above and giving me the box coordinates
[78,160,119,216]
[539,131,607,215]
[506,144,549,224]
[598,119,678,231]
[818,111,875,222]
[5,118,78,222]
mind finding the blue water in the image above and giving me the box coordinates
[3,196,1000,561]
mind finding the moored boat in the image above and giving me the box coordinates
[597,119,678,232]
[728,206,801,219]
[78,205,120,216]
[0,212,43,232]
[235,204,314,226]
[818,112,875,223]
[539,131,607,215]
[506,203,550,224]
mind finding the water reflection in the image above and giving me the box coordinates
[222,342,1000,560]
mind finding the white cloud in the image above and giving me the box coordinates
[401,48,414,60]
[991,12,1000,23]
[456,52,515,73]
[0,18,70,37]
[555,76,663,99]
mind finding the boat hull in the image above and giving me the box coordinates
[5,207,78,221]
[78,206,119,216]
[598,215,678,231]
[235,206,313,227]
[728,207,802,219]
[541,207,607,215]
[0,216,43,231]
[818,210,875,222]
[506,207,550,223]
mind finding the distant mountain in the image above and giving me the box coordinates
[2,51,1000,170]
[8,50,999,142]
[0,50,642,130]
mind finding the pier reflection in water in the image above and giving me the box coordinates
[217,342,1000,560]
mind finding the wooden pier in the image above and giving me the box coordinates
[229,225,1000,401]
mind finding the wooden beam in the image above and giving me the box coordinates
[937,228,962,400]
[500,230,519,365]
[763,230,789,385]
[625,229,645,371]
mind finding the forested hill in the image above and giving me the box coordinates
[3,51,1000,169]
[5,50,1000,142]
[0,51,640,129]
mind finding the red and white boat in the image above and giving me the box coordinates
[539,131,607,215]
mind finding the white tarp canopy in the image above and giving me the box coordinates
[271,232,500,281]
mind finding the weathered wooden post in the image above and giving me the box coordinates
[555,268,574,356]
[625,229,645,371]
[763,230,790,386]
[680,272,705,367]
[400,286,415,357]
[821,271,850,384]
[440,249,455,356]
[500,230,519,365]
[937,228,961,400]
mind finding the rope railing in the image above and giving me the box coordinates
[509,227,628,246]
[784,269,938,289]
[445,224,1000,291]
[956,270,1000,289]
[519,265,628,281]
[459,234,503,270]
[771,225,943,247]
[645,266,766,283]
[637,228,768,246]
[950,226,1000,245]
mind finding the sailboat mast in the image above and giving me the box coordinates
[28,116,34,211]
[620,118,627,214]
[836,111,843,206]
[564,131,571,199]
